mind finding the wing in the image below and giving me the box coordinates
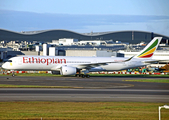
[51,56,134,70]
[77,62,108,69]
[76,56,134,69]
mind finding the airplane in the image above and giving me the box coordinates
[2,37,162,78]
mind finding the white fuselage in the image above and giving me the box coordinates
[2,55,147,72]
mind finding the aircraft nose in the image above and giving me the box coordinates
[2,63,7,69]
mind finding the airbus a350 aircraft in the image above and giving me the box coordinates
[2,37,162,78]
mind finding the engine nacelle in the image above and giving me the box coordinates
[60,66,77,75]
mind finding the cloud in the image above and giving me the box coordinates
[0,10,169,36]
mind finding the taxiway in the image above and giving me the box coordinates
[0,76,169,102]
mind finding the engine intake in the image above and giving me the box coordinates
[60,66,77,75]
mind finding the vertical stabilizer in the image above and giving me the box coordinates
[135,37,162,59]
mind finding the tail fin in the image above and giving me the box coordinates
[135,37,162,59]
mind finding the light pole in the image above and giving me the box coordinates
[159,105,169,120]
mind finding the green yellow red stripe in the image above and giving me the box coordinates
[137,39,158,58]
[138,47,156,58]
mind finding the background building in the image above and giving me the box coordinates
[0,29,169,44]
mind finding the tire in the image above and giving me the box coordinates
[86,75,90,78]
[81,74,85,78]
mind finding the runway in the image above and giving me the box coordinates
[0,88,169,102]
[0,76,169,102]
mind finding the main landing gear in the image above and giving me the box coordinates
[75,74,90,78]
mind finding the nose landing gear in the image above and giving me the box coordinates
[12,71,15,77]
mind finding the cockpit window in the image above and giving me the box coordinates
[7,60,12,62]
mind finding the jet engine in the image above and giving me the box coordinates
[60,66,77,75]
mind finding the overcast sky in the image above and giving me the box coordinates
[0,0,169,36]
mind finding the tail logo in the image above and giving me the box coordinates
[137,39,158,58]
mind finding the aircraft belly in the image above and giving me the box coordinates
[99,62,145,71]
[12,63,52,71]
[101,63,126,71]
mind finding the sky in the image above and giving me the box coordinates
[0,0,169,36]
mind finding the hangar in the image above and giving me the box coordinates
[0,29,168,44]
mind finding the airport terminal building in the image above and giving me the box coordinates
[0,29,169,67]
[0,29,169,44]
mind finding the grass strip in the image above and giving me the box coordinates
[0,84,83,88]
[0,73,62,77]
[90,74,169,77]
[0,101,169,120]
[1,73,169,77]
[124,79,169,83]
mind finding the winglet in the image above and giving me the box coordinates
[135,37,162,59]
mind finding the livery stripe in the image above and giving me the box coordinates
[139,53,153,58]
[138,47,156,58]
[137,39,158,57]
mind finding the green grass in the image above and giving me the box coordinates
[1,73,169,77]
[124,79,169,83]
[90,73,169,77]
[0,73,62,77]
[0,84,83,88]
[0,102,168,120]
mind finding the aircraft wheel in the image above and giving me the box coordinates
[86,75,90,78]
[12,74,15,77]
[81,74,85,78]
